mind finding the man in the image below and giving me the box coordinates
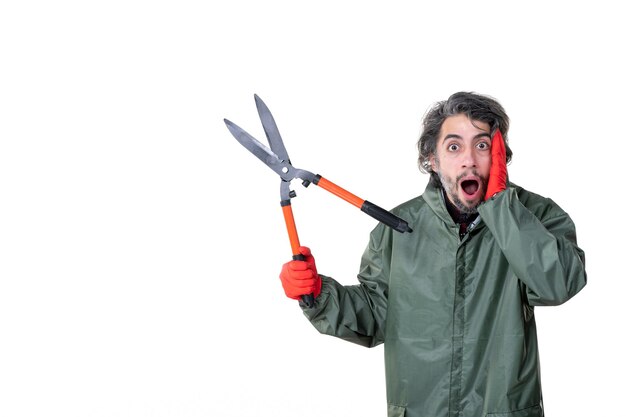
[280,92,587,417]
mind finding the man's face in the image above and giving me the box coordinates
[430,114,492,214]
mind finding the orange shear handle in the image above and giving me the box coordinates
[316,176,412,233]
[281,201,314,307]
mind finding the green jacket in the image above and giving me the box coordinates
[303,182,586,417]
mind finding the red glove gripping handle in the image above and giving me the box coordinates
[485,129,507,200]
[280,246,321,303]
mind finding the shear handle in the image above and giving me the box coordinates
[314,176,412,233]
[281,201,315,308]
[361,201,413,233]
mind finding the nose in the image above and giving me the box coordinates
[460,147,477,168]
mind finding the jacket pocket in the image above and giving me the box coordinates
[387,403,406,417]
[486,404,543,417]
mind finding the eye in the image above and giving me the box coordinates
[476,141,490,150]
[447,143,460,152]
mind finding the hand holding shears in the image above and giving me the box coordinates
[224,95,412,307]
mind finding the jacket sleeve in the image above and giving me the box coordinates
[477,187,587,306]
[300,223,391,348]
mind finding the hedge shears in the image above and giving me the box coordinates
[224,95,412,307]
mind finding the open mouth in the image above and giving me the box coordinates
[461,179,479,197]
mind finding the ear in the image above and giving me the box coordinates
[429,154,438,173]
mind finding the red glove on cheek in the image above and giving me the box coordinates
[279,246,322,300]
[485,129,507,200]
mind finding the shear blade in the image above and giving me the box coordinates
[224,118,288,177]
[254,94,289,162]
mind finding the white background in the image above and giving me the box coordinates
[1,1,623,416]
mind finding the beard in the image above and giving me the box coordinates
[437,169,488,215]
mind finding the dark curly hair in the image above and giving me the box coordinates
[417,92,513,185]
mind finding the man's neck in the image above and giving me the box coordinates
[443,191,478,237]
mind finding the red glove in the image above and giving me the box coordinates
[485,129,507,200]
[280,246,322,300]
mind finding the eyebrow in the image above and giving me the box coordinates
[443,132,492,142]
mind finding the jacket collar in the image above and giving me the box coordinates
[423,177,455,226]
